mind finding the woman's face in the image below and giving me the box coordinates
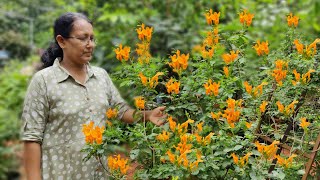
[62,18,95,65]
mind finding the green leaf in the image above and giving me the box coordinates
[233,145,243,151]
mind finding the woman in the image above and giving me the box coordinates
[21,12,166,180]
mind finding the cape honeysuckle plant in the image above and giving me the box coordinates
[82,9,319,179]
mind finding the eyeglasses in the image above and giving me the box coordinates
[66,36,97,45]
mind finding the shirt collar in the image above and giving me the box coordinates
[53,58,95,83]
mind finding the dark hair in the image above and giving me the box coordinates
[40,12,92,68]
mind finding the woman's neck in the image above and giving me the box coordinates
[60,59,88,84]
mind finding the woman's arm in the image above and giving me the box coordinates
[24,141,42,180]
[121,106,167,126]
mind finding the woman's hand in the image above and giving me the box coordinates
[148,106,167,126]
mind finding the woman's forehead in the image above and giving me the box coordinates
[71,19,93,35]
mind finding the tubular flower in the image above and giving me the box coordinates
[287,13,299,27]
[177,119,194,135]
[275,154,297,168]
[222,50,239,64]
[136,23,153,41]
[168,50,189,73]
[189,151,204,171]
[253,82,268,97]
[138,72,164,88]
[107,154,129,175]
[223,66,229,77]
[244,81,252,94]
[291,69,301,86]
[106,108,118,119]
[166,150,176,163]
[211,111,222,121]
[300,117,310,130]
[271,60,288,86]
[294,39,320,58]
[276,100,298,116]
[205,9,220,25]
[156,130,170,142]
[168,116,177,132]
[134,96,145,110]
[260,101,268,113]
[138,72,148,86]
[114,44,131,62]
[166,78,180,94]
[301,69,315,84]
[245,122,252,129]
[196,122,204,133]
[204,79,220,96]
[223,98,242,128]
[201,44,215,58]
[82,121,105,145]
[255,140,279,160]
[204,31,214,46]
[239,9,254,26]
[136,42,151,64]
[232,152,252,167]
[253,40,269,56]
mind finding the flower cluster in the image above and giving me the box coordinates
[114,44,131,62]
[82,121,105,145]
[287,13,299,27]
[222,50,239,65]
[205,9,220,25]
[166,78,180,94]
[255,140,279,160]
[294,38,320,58]
[243,81,268,97]
[156,130,170,142]
[107,154,129,175]
[292,69,315,85]
[275,154,297,169]
[299,117,310,130]
[239,9,254,27]
[203,79,219,96]
[271,59,288,86]
[134,96,145,110]
[253,40,269,56]
[231,152,252,167]
[222,98,242,128]
[136,23,153,64]
[276,100,298,116]
[139,72,164,88]
[168,50,189,74]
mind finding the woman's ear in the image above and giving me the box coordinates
[56,35,66,49]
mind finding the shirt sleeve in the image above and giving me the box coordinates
[103,70,130,120]
[21,72,49,144]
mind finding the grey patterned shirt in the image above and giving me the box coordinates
[21,58,130,179]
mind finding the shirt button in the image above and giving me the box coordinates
[86,97,90,101]
[89,109,92,112]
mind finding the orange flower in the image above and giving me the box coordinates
[166,150,176,163]
[260,101,268,113]
[222,50,239,64]
[253,82,268,97]
[82,121,105,145]
[210,111,222,121]
[276,101,284,113]
[201,44,215,58]
[156,130,170,142]
[300,117,310,130]
[168,116,177,132]
[196,122,204,133]
[136,42,151,64]
[243,81,252,95]
[204,79,220,96]
[293,39,304,54]
[114,44,131,62]
[106,108,118,119]
[134,96,145,110]
[271,60,288,86]
[166,78,180,94]
[275,154,297,168]
[287,13,299,27]
[231,153,239,164]
[301,69,315,84]
[294,39,320,58]
[245,122,252,129]
[168,50,189,73]
[255,140,279,160]
[223,66,229,77]
[253,40,269,56]
[136,23,153,41]
[223,98,242,128]
[107,154,129,175]
[232,152,252,167]
[205,9,220,25]
[138,72,148,86]
[239,9,254,26]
